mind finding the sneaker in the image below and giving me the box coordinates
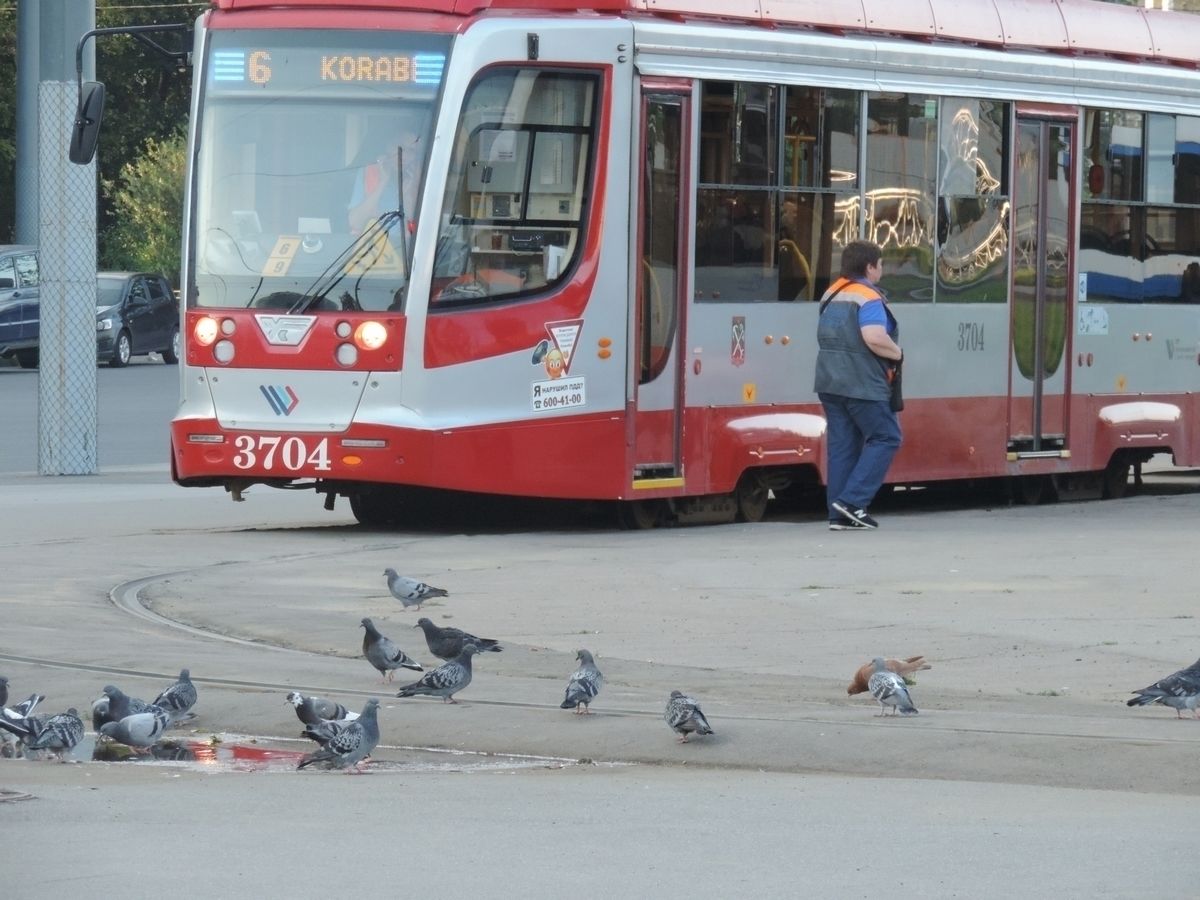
[828,520,865,531]
[832,500,878,529]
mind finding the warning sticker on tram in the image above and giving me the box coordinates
[531,376,586,413]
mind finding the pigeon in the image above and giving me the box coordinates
[414,617,502,660]
[92,684,152,731]
[395,644,478,703]
[361,617,424,683]
[301,718,355,748]
[25,709,85,761]
[298,699,380,771]
[561,649,603,714]
[0,676,7,708]
[153,669,198,725]
[1127,657,1200,719]
[867,657,919,716]
[287,692,359,726]
[384,568,448,611]
[99,706,171,751]
[665,690,714,743]
[848,656,931,695]
[0,692,47,758]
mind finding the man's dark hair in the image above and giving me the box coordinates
[840,240,882,279]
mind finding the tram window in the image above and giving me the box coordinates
[782,86,859,190]
[433,68,598,308]
[935,99,1009,303]
[866,93,937,303]
[1176,116,1200,205]
[1083,109,1144,203]
[699,82,776,186]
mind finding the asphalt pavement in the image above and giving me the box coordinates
[1,455,1199,897]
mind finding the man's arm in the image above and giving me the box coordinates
[860,323,902,361]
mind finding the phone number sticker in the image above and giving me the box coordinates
[531,375,586,413]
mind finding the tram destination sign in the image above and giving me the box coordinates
[206,31,449,95]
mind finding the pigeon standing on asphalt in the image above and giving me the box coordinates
[298,699,380,772]
[848,656,931,695]
[384,569,448,611]
[286,692,359,726]
[395,644,478,703]
[868,657,919,716]
[413,617,502,660]
[361,617,424,683]
[99,706,171,752]
[561,649,603,714]
[665,690,714,743]
[153,669,198,725]
[1126,657,1200,719]
[25,709,85,761]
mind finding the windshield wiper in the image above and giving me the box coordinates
[287,211,403,315]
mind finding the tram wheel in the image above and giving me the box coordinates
[349,488,399,526]
[734,472,770,523]
[616,499,664,530]
[1014,474,1057,506]
[1101,457,1130,500]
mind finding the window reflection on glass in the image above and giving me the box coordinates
[699,82,776,186]
[694,189,776,301]
[782,86,858,190]
[866,93,937,302]
[640,97,682,384]
[1176,116,1200,205]
[936,98,1009,303]
[1081,204,1200,303]
[1083,109,1143,202]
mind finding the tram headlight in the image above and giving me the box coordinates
[213,339,236,364]
[354,320,388,351]
[195,316,219,346]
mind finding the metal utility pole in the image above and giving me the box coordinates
[35,0,98,475]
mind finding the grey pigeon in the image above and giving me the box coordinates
[99,706,171,751]
[25,709,85,761]
[396,644,478,703]
[868,657,919,716]
[298,698,380,771]
[361,617,424,683]
[153,669,198,724]
[414,617,502,660]
[92,684,151,731]
[561,649,603,714]
[287,691,359,726]
[1127,657,1200,719]
[301,717,359,748]
[384,568,448,611]
[665,690,714,743]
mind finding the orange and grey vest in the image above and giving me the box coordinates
[813,277,895,401]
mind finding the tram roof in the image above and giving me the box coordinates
[210,0,1200,71]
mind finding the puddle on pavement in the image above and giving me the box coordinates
[54,734,585,774]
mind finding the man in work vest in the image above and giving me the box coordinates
[813,240,903,530]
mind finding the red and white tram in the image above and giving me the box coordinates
[168,0,1200,525]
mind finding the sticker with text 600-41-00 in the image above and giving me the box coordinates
[531,376,586,413]
[232,435,332,471]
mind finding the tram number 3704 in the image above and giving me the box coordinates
[957,322,985,352]
[232,435,332,471]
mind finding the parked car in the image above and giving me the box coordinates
[0,244,42,369]
[95,272,180,367]
[0,257,178,369]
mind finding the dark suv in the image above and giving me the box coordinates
[96,272,180,367]
[0,245,41,368]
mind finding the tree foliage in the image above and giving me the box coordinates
[102,130,186,282]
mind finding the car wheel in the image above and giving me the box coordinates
[109,331,132,368]
[162,328,180,364]
[14,349,39,369]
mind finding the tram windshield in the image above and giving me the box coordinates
[190,30,450,312]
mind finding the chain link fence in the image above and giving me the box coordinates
[37,80,98,475]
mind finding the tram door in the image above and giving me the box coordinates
[1008,114,1075,454]
[631,88,690,482]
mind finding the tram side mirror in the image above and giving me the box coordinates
[69,82,106,165]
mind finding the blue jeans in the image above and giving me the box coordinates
[819,393,902,518]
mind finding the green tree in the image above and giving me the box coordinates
[102,130,185,282]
